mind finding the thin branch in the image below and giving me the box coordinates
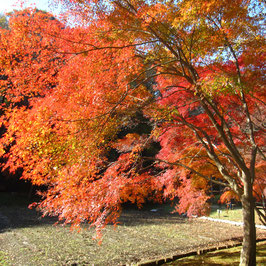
[143,156,228,187]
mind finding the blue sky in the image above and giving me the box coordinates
[0,0,60,14]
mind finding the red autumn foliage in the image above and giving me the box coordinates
[0,2,265,263]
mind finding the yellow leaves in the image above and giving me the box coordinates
[200,74,238,97]
[0,147,5,157]
[172,17,181,29]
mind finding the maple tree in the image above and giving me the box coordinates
[0,1,265,265]
[0,9,69,193]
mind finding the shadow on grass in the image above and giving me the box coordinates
[0,193,186,233]
[0,192,59,233]
[0,205,59,233]
[118,208,187,227]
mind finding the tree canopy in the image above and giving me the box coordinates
[0,1,265,265]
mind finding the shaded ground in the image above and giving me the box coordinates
[0,193,265,265]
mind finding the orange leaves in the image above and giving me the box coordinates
[0,7,153,233]
[175,173,211,217]
[119,173,154,208]
[113,133,144,153]
[0,9,65,99]
[220,189,240,204]
[0,0,265,238]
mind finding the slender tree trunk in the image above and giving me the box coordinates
[240,177,256,266]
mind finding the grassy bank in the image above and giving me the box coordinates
[166,241,266,265]
[209,204,264,225]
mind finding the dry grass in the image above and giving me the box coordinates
[0,194,265,265]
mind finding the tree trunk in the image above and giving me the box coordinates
[240,178,256,266]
